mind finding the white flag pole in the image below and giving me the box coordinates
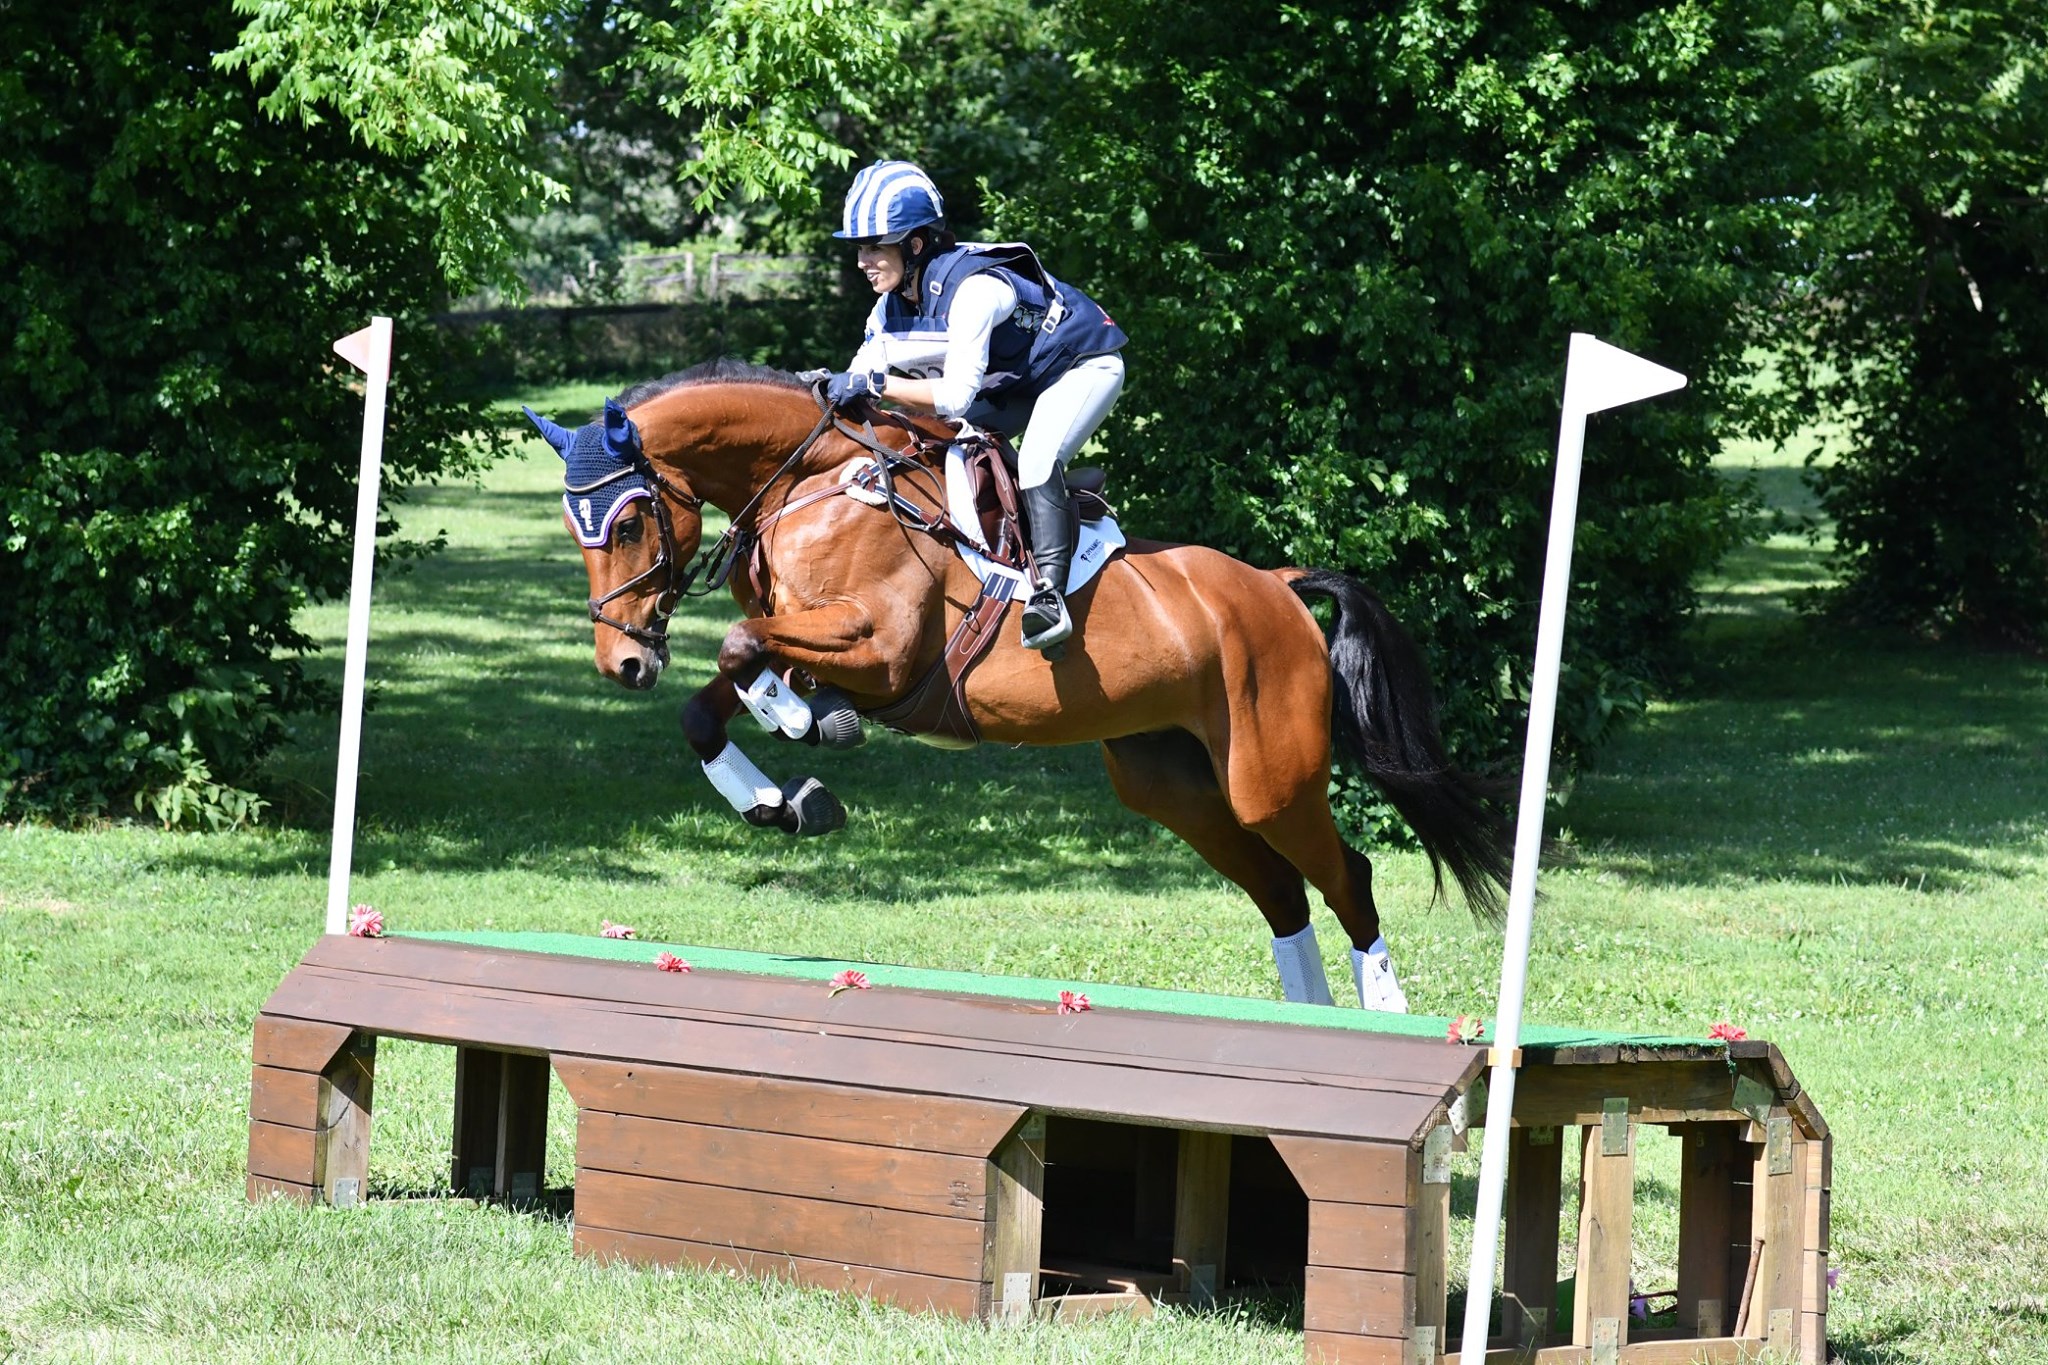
[1456,334,1685,1358]
[324,317,394,937]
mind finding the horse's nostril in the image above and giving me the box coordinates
[618,657,642,686]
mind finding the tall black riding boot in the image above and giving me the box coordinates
[1019,470,1076,652]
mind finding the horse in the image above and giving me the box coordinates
[524,358,1511,1011]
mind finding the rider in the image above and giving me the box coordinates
[823,160,1127,653]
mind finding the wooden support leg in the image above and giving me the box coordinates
[985,1114,1046,1324]
[314,1033,377,1207]
[1745,1114,1803,1349]
[1572,1106,1635,1352]
[1800,1135,1833,1365]
[1676,1122,1740,1337]
[1414,1125,1452,1363]
[1502,1125,1563,1348]
[1173,1130,1231,1306]
[451,1047,549,1201]
[248,1016,367,1205]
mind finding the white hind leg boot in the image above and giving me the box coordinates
[1270,922,1335,1005]
[1352,937,1409,1013]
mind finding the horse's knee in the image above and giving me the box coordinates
[717,623,767,677]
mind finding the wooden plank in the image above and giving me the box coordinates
[1572,1120,1634,1349]
[1502,1124,1564,1348]
[497,1051,550,1200]
[574,1167,988,1281]
[1305,1331,1406,1364]
[1270,1136,1412,1205]
[1676,1122,1740,1337]
[246,1172,315,1204]
[576,1224,984,1318]
[1302,1264,1417,1337]
[1446,1338,1768,1363]
[247,1119,317,1186]
[555,1055,1023,1157]
[1307,1200,1411,1273]
[1506,1062,1777,1129]
[1748,1124,1803,1328]
[1037,1290,1155,1321]
[1414,1128,1450,1360]
[295,934,1482,1092]
[984,1116,1046,1323]
[1173,1129,1231,1305]
[286,960,1462,1106]
[314,1033,376,1206]
[265,968,1443,1142]
[250,1014,351,1073]
[577,1109,986,1219]
[249,1065,321,1128]
[452,1047,504,1196]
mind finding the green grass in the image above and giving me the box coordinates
[2,380,2044,1362]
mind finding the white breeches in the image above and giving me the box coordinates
[967,353,1125,490]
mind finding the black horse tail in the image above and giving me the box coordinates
[1288,568,1513,925]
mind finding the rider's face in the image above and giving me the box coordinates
[856,241,905,295]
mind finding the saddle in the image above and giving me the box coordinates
[860,430,1115,747]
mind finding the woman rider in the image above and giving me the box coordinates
[823,161,1127,653]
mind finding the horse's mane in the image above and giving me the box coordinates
[617,357,808,411]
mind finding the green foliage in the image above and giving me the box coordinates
[1786,3,2048,646]
[0,3,500,824]
[994,0,1811,781]
[223,0,902,293]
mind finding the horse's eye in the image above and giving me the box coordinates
[616,516,644,545]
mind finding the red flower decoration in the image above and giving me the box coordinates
[828,969,871,996]
[347,905,384,938]
[1447,1013,1487,1044]
[601,920,636,940]
[1057,990,1092,1015]
[654,951,692,973]
[1708,1021,1748,1042]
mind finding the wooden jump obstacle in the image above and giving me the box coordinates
[247,931,1831,1364]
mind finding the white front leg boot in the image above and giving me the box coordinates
[1352,937,1409,1013]
[735,668,815,739]
[1270,922,1336,1005]
[701,742,783,813]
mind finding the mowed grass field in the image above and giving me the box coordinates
[2,382,2044,1363]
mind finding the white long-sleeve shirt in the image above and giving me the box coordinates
[848,273,1019,421]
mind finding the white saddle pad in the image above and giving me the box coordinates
[943,444,1125,597]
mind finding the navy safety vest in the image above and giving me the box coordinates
[877,243,1127,404]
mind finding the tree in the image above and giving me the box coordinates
[987,0,1817,791]
[0,2,502,824]
[1788,3,2048,646]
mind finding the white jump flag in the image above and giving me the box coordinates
[324,318,395,937]
[1457,334,1684,1357]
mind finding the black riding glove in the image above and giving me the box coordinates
[825,370,887,409]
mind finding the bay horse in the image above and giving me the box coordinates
[526,358,1510,1011]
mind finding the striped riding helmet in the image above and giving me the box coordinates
[834,160,945,243]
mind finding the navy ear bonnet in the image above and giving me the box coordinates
[523,398,653,547]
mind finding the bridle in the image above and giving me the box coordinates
[586,383,854,654]
[583,452,700,658]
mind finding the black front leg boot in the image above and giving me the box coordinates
[1020,470,1077,655]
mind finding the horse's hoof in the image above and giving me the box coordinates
[809,687,866,749]
[780,777,846,837]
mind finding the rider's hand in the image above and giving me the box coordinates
[825,370,887,409]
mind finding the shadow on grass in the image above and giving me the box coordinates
[1569,612,2048,892]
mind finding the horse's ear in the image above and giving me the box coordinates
[602,397,641,458]
[521,406,576,458]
